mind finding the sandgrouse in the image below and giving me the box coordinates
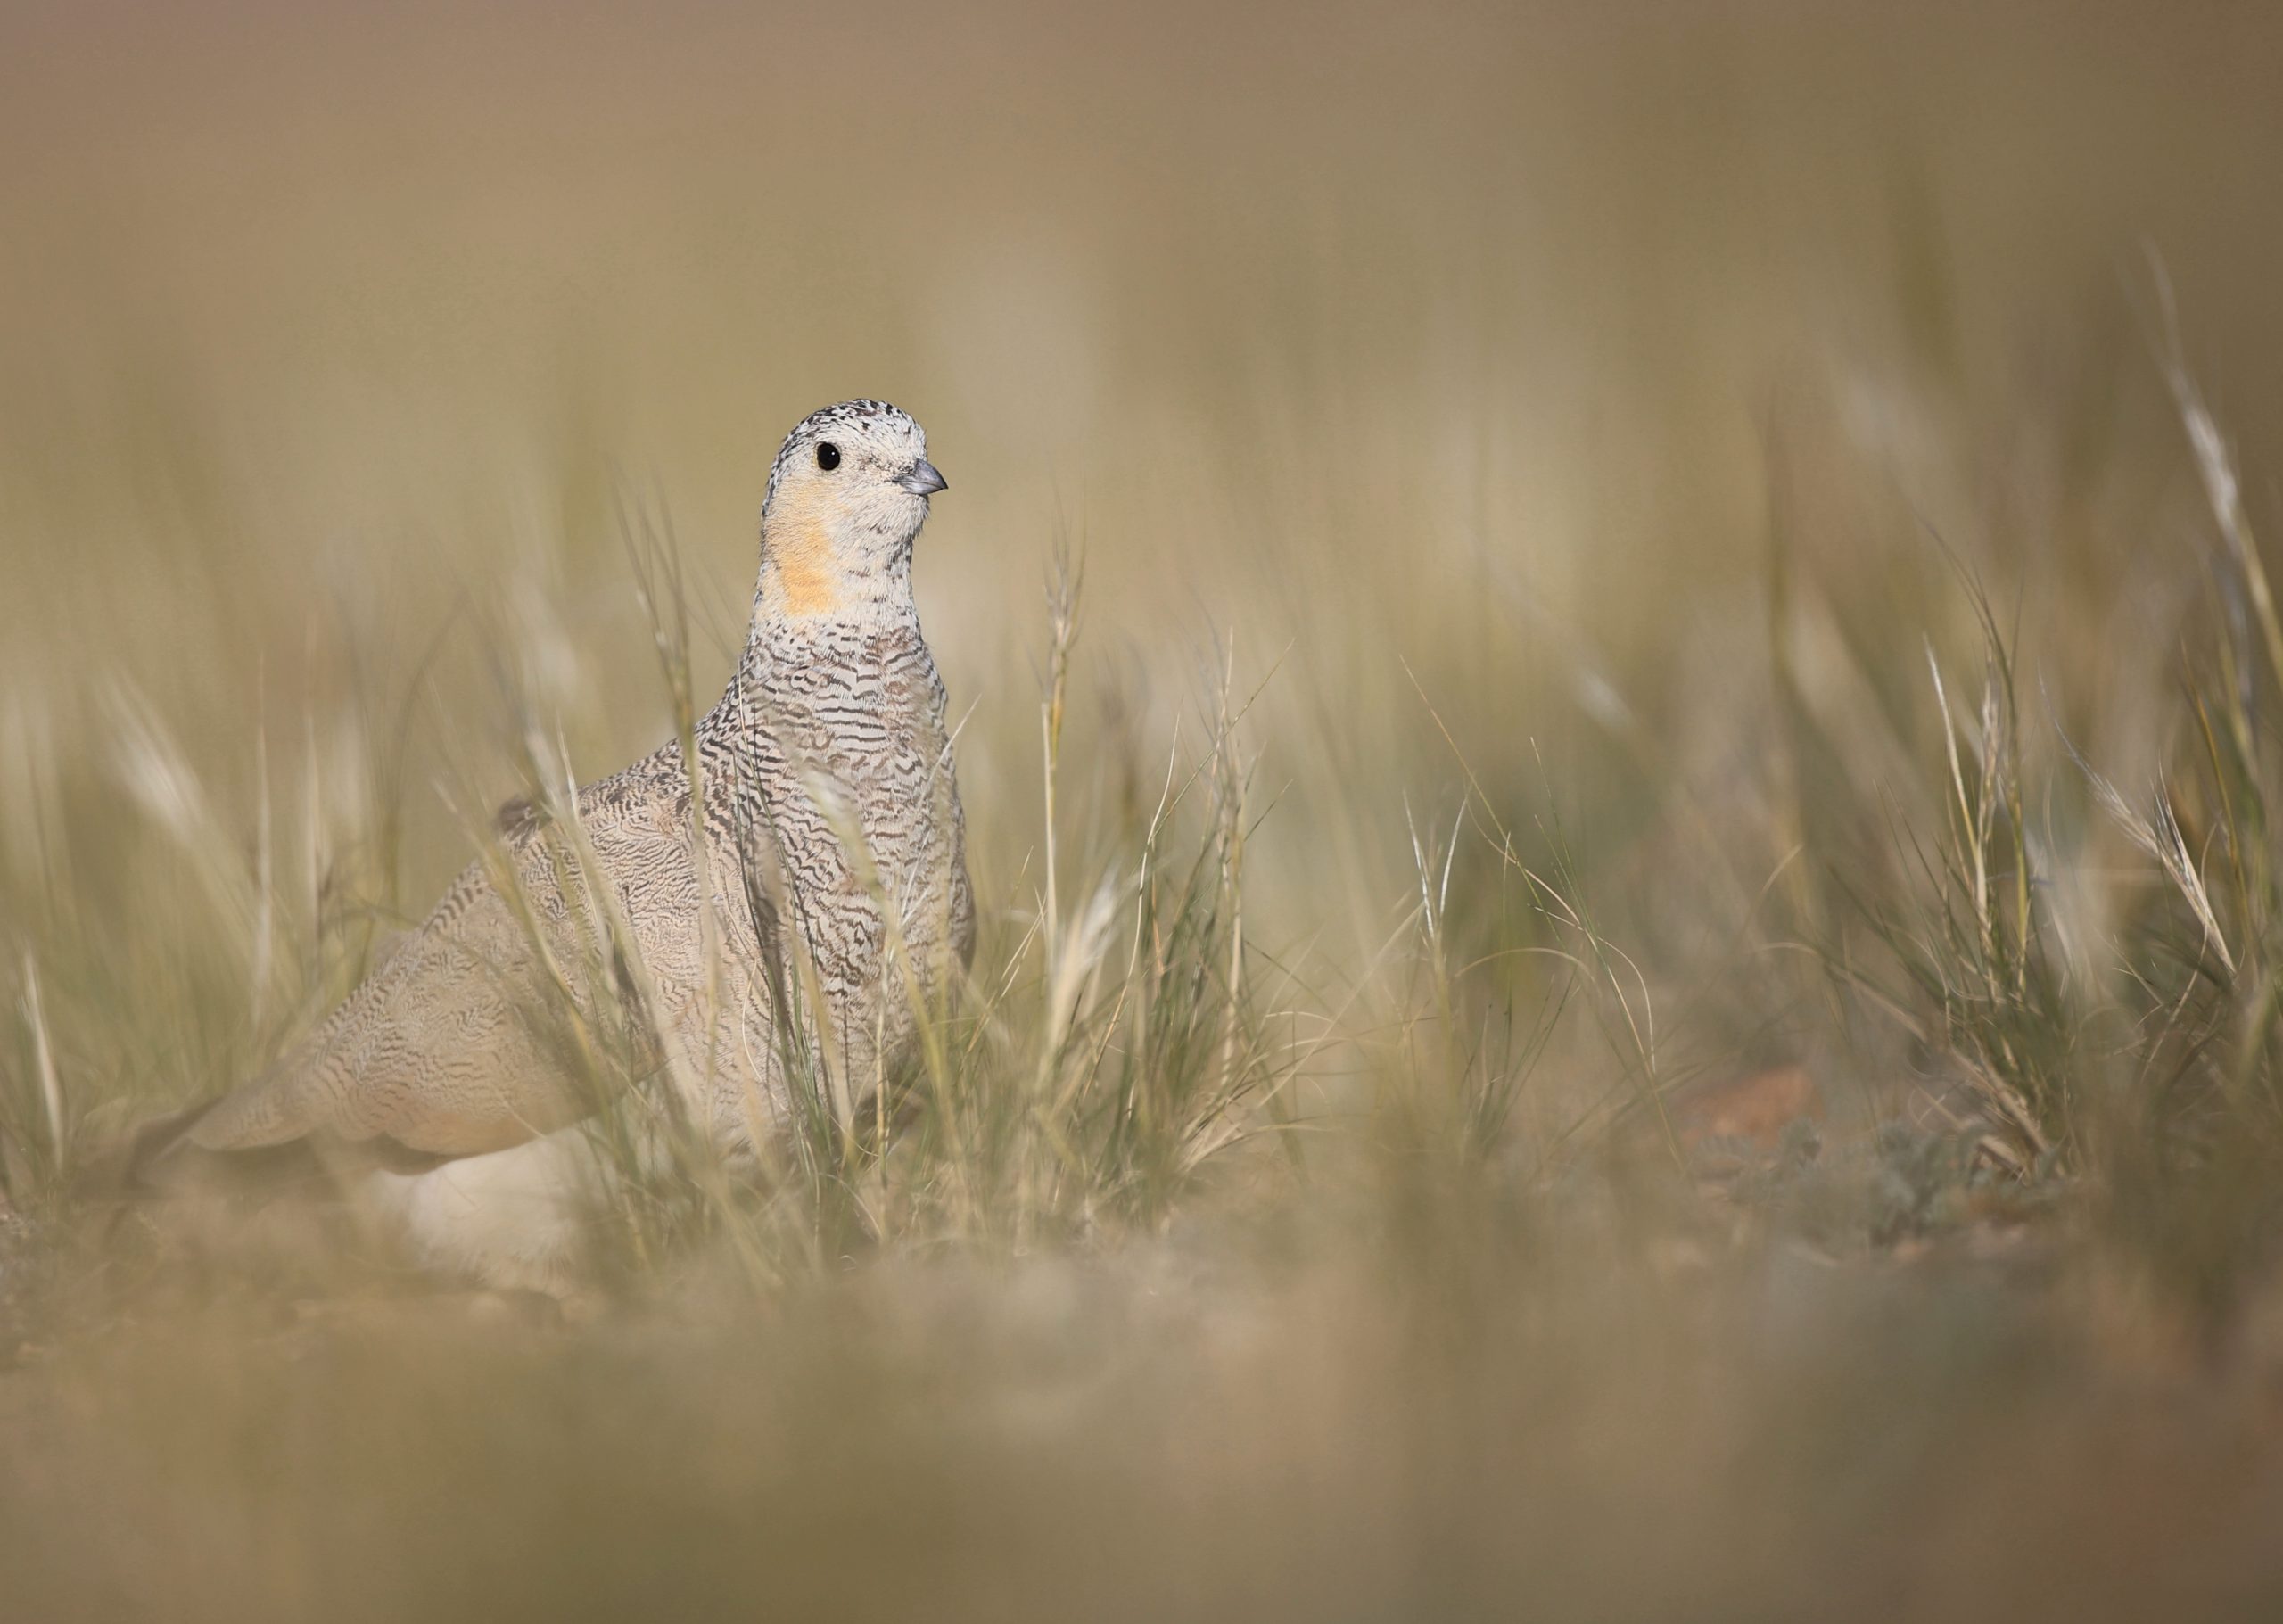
[147,400,974,1289]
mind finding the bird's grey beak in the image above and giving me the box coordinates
[897,459,949,497]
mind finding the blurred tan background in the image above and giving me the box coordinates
[4,0,2283,1095]
[17,10,2283,1620]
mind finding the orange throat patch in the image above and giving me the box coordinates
[761,499,843,618]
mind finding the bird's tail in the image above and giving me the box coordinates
[86,1100,333,1206]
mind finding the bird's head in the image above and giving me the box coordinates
[757,400,946,620]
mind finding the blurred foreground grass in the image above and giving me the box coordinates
[11,1,2283,1618]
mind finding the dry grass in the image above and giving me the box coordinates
[11,2,2283,1618]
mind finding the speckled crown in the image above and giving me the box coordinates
[761,399,920,515]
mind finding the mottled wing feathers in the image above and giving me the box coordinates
[186,874,576,1158]
[186,765,696,1163]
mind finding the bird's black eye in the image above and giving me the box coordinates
[815,441,841,471]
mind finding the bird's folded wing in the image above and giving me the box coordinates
[185,869,593,1160]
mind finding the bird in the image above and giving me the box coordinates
[137,400,975,1291]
